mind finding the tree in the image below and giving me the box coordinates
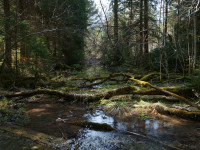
[113,0,120,64]
[140,0,144,55]
[1,0,12,72]
[144,0,149,54]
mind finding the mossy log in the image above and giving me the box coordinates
[70,121,114,131]
[72,72,185,88]
[139,72,160,81]
[72,73,136,87]
[134,86,193,98]
[0,86,137,102]
[130,77,200,110]
[155,105,200,121]
[86,73,134,88]
[1,85,195,105]
[0,125,70,149]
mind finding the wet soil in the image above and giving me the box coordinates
[22,102,200,150]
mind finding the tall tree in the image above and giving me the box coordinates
[140,0,143,54]
[113,0,119,64]
[2,0,12,71]
[114,0,119,47]
[144,0,148,54]
[163,0,169,74]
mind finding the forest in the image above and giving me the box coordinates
[0,0,200,149]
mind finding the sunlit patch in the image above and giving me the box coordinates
[28,108,46,113]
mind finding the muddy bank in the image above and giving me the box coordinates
[22,102,200,149]
[0,130,53,150]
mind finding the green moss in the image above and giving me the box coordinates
[0,98,29,125]
[140,72,160,81]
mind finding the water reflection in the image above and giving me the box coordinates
[2,103,199,150]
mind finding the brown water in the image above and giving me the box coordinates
[1,102,200,150]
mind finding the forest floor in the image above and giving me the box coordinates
[0,66,200,149]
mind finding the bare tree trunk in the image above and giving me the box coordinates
[144,0,148,54]
[18,0,26,60]
[159,0,163,80]
[2,0,12,71]
[163,0,169,75]
[140,0,143,55]
[113,0,119,63]
[193,15,197,70]
[114,0,119,47]
[15,0,19,76]
[53,38,57,57]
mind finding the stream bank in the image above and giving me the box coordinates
[2,101,198,150]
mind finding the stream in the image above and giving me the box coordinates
[0,102,200,150]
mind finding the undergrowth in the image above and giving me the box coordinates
[0,98,29,125]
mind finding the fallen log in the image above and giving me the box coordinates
[134,86,193,98]
[130,77,200,110]
[73,72,186,88]
[70,121,114,131]
[154,105,200,121]
[86,73,133,88]
[139,72,160,81]
[0,86,137,102]
[0,85,194,104]
[72,73,135,88]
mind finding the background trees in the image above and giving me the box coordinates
[89,0,199,74]
[0,0,95,77]
[0,0,199,83]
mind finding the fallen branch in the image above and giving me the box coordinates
[130,78,200,110]
[72,72,186,88]
[0,86,137,102]
[134,86,193,98]
[154,105,200,121]
[72,73,136,87]
[70,121,114,131]
[1,85,194,105]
